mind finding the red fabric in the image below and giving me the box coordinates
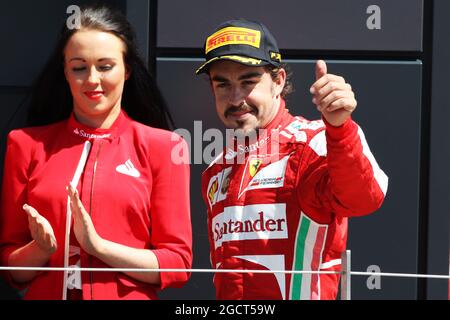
[202,99,387,299]
[0,110,192,299]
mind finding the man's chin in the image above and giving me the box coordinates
[231,126,259,138]
[223,119,261,137]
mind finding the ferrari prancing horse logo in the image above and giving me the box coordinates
[208,179,218,203]
[249,159,263,177]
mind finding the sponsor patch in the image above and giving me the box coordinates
[207,167,232,208]
[270,51,282,62]
[212,203,288,249]
[205,27,261,54]
[73,128,111,139]
[249,158,263,177]
[224,134,271,160]
[238,154,289,198]
[115,159,141,178]
[208,178,219,204]
[280,119,324,143]
[285,119,324,132]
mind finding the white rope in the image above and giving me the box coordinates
[1,266,449,279]
[0,267,338,275]
[350,271,450,280]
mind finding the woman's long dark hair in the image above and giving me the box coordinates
[27,4,174,130]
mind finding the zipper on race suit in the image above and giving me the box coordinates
[89,140,103,300]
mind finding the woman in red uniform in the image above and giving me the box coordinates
[0,4,192,300]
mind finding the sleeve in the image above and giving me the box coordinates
[148,131,192,289]
[206,212,216,271]
[0,130,33,287]
[202,185,217,269]
[200,171,216,270]
[298,118,388,218]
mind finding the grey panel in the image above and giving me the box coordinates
[157,58,422,299]
[0,89,29,134]
[0,1,67,87]
[427,0,450,300]
[0,88,29,200]
[126,0,150,65]
[288,60,422,300]
[156,59,217,299]
[158,0,423,51]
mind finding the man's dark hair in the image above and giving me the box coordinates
[266,63,294,99]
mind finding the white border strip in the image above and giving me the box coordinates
[0,267,449,280]
[0,267,337,275]
[63,141,91,300]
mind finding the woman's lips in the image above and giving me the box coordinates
[84,91,104,100]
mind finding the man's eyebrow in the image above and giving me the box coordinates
[211,72,263,82]
[238,72,263,80]
[211,75,229,82]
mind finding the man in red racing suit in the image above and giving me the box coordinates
[197,19,388,300]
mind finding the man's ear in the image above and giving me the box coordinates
[274,68,287,97]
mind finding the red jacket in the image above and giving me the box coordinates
[202,100,388,299]
[0,111,192,299]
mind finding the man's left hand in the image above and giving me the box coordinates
[310,60,357,127]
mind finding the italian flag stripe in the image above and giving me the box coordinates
[310,225,327,299]
[290,213,328,300]
[291,215,310,299]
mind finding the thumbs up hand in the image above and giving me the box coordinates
[310,60,357,127]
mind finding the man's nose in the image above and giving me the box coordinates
[228,86,245,107]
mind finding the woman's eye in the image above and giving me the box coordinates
[99,65,113,71]
[72,67,86,72]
